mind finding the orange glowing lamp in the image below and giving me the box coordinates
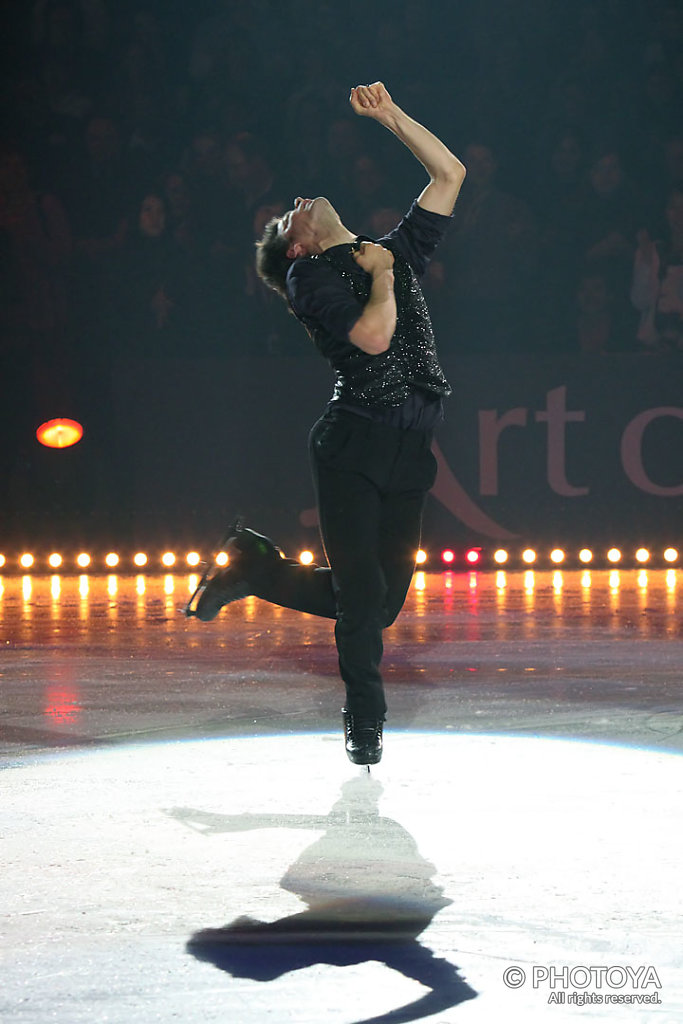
[36,418,84,449]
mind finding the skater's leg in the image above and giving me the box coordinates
[380,438,437,626]
[310,414,390,721]
[192,524,337,621]
[254,416,433,628]
[379,490,427,627]
[252,559,336,618]
[317,464,387,720]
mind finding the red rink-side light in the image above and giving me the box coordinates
[466,549,481,564]
[36,418,84,449]
[441,550,455,564]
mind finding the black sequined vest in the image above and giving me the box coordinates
[302,242,451,408]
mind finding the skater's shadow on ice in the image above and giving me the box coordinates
[169,776,477,1024]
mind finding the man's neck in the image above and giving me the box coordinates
[318,224,357,252]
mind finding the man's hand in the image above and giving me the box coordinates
[352,241,395,275]
[349,83,397,125]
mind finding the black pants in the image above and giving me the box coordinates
[254,409,437,719]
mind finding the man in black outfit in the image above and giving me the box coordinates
[192,83,465,766]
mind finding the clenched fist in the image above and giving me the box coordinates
[349,82,397,123]
[352,241,395,275]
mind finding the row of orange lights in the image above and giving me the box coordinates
[0,546,679,572]
[424,547,680,566]
[0,551,208,570]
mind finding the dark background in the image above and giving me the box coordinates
[1,0,681,550]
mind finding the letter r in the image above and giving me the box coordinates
[479,408,527,495]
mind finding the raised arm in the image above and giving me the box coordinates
[350,82,466,216]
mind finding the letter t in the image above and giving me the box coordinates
[535,386,589,496]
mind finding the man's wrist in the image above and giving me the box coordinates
[379,105,404,133]
[371,267,395,283]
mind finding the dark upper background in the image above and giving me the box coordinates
[0,0,681,543]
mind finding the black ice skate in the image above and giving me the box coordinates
[184,518,282,621]
[342,708,384,767]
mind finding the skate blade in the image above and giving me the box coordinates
[183,515,245,617]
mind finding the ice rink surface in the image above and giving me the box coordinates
[1,569,682,1023]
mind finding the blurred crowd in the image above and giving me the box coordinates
[1,0,682,378]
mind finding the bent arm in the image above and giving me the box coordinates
[350,83,466,216]
[348,266,396,354]
[287,255,395,355]
[383,107,466,216]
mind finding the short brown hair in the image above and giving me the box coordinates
[255,216,294,302]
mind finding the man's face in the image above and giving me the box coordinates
[279,196,340,258]
[139,195,165,237]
